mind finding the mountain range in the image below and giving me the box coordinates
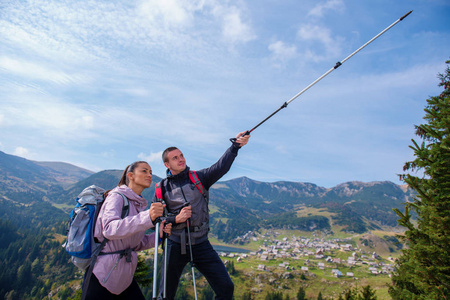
[0,150,413,242]
[0,150,415,300]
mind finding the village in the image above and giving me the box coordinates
[216,230,397,279]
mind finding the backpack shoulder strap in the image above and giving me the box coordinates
[189,170,207,200]
[110,192,129,218]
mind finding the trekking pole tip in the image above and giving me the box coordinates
[400,10,413,21]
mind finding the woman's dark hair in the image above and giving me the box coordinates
[118,161,148,186]
[104,161,148,198]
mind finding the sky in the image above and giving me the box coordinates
[1,0,449,188]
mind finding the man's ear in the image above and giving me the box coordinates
[164,161,170,169]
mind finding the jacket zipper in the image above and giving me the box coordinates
[102,255,121,284]
[178,176,189,204]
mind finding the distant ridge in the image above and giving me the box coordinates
[33,161,94,186]
[0,149,413,240]
[33,161,94,176]
[0,151,95,193]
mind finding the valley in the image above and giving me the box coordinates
[135,227,403,299]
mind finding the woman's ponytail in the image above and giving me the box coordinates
[118,165,130,186]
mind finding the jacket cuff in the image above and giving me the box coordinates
[230,143,241,152]
[167,216,176,224]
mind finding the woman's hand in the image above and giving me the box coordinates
[149,202,165,222]
[159,220,172,238]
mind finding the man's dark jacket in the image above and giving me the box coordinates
[153,144,241,245]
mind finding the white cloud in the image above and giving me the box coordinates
[138,151,163,163]
[268,41,297,66]
[209,4,255,44]
[297,24,342,61]
[0,3,105,64]
[13,146,30,158]
[0,56,81,85]
[221,9,255,43]
[308,0,345,18]
[138,0,197,28]
[298,24,333,45]
[1,97,102,142]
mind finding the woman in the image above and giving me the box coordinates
[85,161,171,299]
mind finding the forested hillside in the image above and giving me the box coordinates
[209,177,413,242]
[0,200,74,299]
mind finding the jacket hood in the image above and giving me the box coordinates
[111,185,148,209]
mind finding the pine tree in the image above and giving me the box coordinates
[242,291,253,300]
[175,283,190,300]
[390,60,450,299]
[134,254,152,287]
[296,286,306,300]
[359,285,377,300]
[265,291,284,300]
[343,288,357,300]
[200,284,214,300]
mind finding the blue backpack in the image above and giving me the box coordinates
[64,185,129,270]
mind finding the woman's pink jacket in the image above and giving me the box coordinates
[93,185,156,294]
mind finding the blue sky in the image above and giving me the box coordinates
[1,0,449,188]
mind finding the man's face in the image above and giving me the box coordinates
[164,149,186,175]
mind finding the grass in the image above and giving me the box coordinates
[296,206,336,219]
[52,203,73,211]
[224,253,395,299]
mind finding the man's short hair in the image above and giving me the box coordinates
[162,147,179,162]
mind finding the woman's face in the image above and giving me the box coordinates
[129,162,153,189]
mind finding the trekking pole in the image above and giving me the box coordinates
[161,205,169,300]
[152,219,161,300]
[230,10,412,142]
[163,232,168,300]
[186,218,198,300]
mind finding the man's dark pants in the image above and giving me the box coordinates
[160,239,234,300]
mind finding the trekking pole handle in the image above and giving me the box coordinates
[153,198,167,224]
[229,130,251,144]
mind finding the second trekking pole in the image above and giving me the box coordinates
[163,232,168,300]
[186,218,198,300]
[162,204,169,300]
[152,220,160,300]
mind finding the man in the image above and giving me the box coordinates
[153,131,250,300]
